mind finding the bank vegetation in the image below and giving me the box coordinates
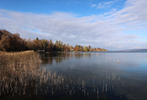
[0,29,108,52]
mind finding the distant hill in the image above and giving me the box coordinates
[114,49,147,52]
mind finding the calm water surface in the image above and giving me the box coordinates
[39,52,147,100]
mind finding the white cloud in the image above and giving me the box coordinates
[91,4,97,7]
[0,0,147,50]
[105,0,147,29]
[97,1,114,8]
[105,42,112,46]
[91,0,118,9]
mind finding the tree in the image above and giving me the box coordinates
[9,33,21,51]
[0,29,109,52]
[0,35,9,51]
[36,37,39,40]
[74,45,79,51]
[41,39,49,51]
[88,45,91,51]
[83,46,88,52]
[48,39,54,51]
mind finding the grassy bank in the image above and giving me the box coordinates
[0,50,41,80]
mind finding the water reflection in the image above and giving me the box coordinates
[41,52,147,71]
[40,52,102,65]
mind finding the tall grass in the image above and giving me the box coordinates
[0,51,41,98]
[0,50,41,80]
[0,51,66,99]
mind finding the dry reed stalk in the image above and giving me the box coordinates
[0,50,41,80]
[0,51,69,98]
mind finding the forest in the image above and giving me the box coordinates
[0,29,108,52]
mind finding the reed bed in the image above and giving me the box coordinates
[0,51,66,99]
[0,51,41,98]
[0,50,41,80]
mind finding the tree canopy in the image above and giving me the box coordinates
[0,29,108,52]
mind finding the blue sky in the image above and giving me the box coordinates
[0,0,147,50]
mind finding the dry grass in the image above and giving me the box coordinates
[0,51,65,98]
[0,50,41,80]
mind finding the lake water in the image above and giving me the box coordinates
[39,52,147,100]
[1,52,147,100]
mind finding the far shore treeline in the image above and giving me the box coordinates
[0,29,108,52]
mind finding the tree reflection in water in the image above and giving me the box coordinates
[40,52,96,65]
